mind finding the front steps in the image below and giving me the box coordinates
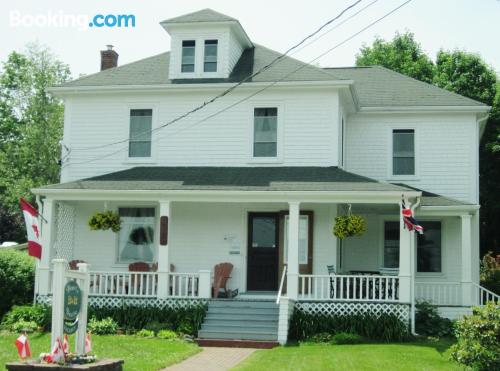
[197,299,279,347]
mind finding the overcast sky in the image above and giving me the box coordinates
[1,0,499,78]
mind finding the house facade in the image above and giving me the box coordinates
[33,9,495,345]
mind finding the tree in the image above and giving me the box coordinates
[0,43,70,243]
[356,32,435,83]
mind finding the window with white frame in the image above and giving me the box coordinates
[253,107,278,157]
[181,40,195,73]
[117,208,155,263]
[128,109,152,158]
[283,215,309,264]
[204,40,218,72]
[392,129,415,175]
[383,221,400,268]
[417,221,442,273]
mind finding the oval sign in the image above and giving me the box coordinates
[64,280,81,322]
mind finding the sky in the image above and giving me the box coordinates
[0,0,499,78]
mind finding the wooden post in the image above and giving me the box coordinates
[75,262,90,354]
[39,199,56,296]
[286,202,300,300]
[50,259,65,349]
[157,201,170,298]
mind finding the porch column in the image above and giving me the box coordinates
[38,198,56,296]
[286,201,300,300]
[398,202,412,303]
[461,214,473,306]
[157,201,170,298]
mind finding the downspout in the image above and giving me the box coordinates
[410,197,421,335]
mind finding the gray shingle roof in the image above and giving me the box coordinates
[323,66,485,107]
[393,183,474,207]
[161,8,237,24]
[42,167,412,192]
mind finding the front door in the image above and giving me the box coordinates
[247,213,279,291]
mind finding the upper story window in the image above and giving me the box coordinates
[392,129,415,176]
[204,40,218,72]
[129,109,152,158]
[181,40,195,73]
[253,107,278,157]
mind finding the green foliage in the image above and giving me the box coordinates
[87,316,118,335]
[356,32,435,83]
[157,329,179,340]
[415,301,454,338]
[88,210,122,232]
[143,320,172,334]
[0,249,35,319]
[11,319,38,333]
[450,303,500,371]
[136,329,155,338]
[333,214,366,239]
[0,43,70,243]
[480,252,500,294]
[307,332,364,344]
[1,304,50,331]
[88,304,208,337]
[289,310,409,342]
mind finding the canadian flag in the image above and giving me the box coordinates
[62,334,70,354]
[85,333,92,354]
[15,334,31,359]
[50,337,65,363]
[20,198,42,259]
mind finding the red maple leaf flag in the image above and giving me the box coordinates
[85,333,92,354]
[20,198,42,259]
[50,337,65,363]
[15,334,31,359]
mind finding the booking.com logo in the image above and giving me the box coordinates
[9,10,136,30]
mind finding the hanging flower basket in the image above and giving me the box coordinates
[88,210,121,232]
[333,214,366,239]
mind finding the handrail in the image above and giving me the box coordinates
[276,265,287,304]
[473,282,500,305]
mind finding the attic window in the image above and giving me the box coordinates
[181,40,195,73]
[204,40,218,72]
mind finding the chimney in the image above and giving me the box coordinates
[100,45,118,71]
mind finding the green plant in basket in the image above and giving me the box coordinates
[333,214,366,239]
[88,210,121,232]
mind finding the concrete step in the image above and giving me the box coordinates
[203,318,278,327]
[198,329,278,341]
[201,323,278,333]
[206,307,279,316]
[195,339,279,349]
[205,313,278,322]
[209,300,277,309]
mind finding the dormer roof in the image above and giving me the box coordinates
[161,8,238,24]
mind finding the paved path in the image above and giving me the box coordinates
[164,347,256,371]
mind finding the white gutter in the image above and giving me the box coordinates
[358,105,491,114]
[410,197,421,336]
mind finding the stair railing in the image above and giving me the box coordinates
[276,265,287,304]
[473,282,500,305]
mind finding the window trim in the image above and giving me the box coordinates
[388,127,418,180]
[203,39,218,73]
[248,102,284,163]
[123,103,158,164]
[181,40,196,74]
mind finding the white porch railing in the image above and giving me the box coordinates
[473,283,500,305]
[169,273,199,298]
[298,274,399,302]
[89,271,158,297]
[415,282,462,306]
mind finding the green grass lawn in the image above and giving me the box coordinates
[0,332,200,370]
[233,340,461,371]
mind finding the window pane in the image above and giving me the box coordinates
[254,143,277,157]
[393,157,415,175]
[254,117,277,142]
[204,62,217,72]
[118,208,155,263]
[284,215,309,264]
[129,110,152,158]
[182,40,195,73]
[252,217,276,248]
[253,108,278,157]
[129,142,151,157]
[417,222,442,272]
[384,221,400,268]
[181,64,194,73]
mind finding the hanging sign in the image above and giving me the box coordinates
[63,280,81,334]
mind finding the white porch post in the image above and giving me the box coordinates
[157,201,170,298]
[461,214,473,306]
[398,202,412,303]
[38,198,56,296]
[50,259,65,349]
[286,201,300,300]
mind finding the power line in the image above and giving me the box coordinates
[63,0,413,168]
[69,0,364,152]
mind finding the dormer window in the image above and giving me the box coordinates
[204,40,218,72]
[181,40,195,73]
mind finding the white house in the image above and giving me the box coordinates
[33,9,497,346]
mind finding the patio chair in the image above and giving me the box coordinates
[69,259,86,270]
[212,262,233,298]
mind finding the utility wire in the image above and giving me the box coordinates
[63,0,413,168]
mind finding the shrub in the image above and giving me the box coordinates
[450,303,500,371]
[415,301,454,338]
[289,310,409,342]
[157,329,178,340]
[143,320,171,334]
[331,332,364,344]
[480,252,500,295]
[136,329,155,338]
[1,305,50,331]
[11,320,38,333]
[307,332,332,343]
[87,317,118,335]
[0,249,35,319]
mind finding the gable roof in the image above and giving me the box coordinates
[160,8,238,24]
[40,166,412,193]
[323,66,486,107]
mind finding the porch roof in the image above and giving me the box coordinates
[41,166,412,193]
[393,183,475,207]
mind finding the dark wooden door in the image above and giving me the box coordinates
[247,213,279,291]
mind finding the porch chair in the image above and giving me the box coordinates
[327,265,336,299]
[212,262,233,298]
[128,261,151,295]
[69,259,86,270]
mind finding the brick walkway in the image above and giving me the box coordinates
[164,347,256,371]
